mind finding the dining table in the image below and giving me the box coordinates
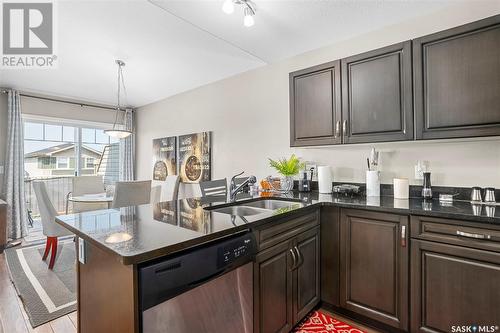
[66,193,114,214]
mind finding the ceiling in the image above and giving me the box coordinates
[0,0,464,107]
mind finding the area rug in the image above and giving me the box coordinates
[294,310,366,333]
[4,240,77,327]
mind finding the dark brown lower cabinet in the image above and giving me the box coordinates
[411,240,500,332]
[254,226,320,333]
[340,209,409,330]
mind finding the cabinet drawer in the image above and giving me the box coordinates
[411,215,500,253]
[256,210,319,251]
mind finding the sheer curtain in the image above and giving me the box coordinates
[119,109,135,181]
[2,90,28,240]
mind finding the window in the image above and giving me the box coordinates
[85,157,95,169]
[23,120,121,184]
[23,118,123,217]
[56,157,69,169]
[37,157,56,169]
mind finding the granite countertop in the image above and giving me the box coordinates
[56,191,500,265]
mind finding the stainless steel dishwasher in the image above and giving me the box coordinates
[139,231,256,333]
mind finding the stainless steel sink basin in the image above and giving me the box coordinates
[207,199,304,216]
[210,206,271,216]
[241,199,302,210]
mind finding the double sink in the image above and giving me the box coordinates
[205,199,305,216]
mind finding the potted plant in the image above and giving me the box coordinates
[268,154,305,192]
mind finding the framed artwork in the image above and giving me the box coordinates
[152,136,177,181]
[178,132,211,183]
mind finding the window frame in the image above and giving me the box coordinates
[22,115,119,179]
[56,156,70,169]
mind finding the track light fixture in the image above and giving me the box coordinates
[222,0,256,27]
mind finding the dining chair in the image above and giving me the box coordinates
[199,178,227,198]
[151,185,162,204]
[111,180,152,208]
[33,181,73,269]
[163,175,181,201]
[69,175,107,213]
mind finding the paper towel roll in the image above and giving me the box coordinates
[393,178,409,199]
[366,170,380,197]
[317,166,332,194]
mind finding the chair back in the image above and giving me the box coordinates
[199,178,227,198]
[72,175,107,213]
[112,180,152,208]
[151,185,162,204]
[73,175,105,195]
[164,175,181,201]
[33,181,71,237]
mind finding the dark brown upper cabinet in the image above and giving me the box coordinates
[289,60,342,147]
[414,15,500,140]
[341,41,413,144]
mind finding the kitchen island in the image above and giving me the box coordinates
[56,192,500,333]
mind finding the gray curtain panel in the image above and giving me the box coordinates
[119,109,135,181]
[2,90,28,240]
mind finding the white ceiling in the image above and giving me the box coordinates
[0,0,462,107]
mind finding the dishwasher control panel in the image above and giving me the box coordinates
[217,234,255,268]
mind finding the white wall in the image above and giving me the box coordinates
[136,2,500,198]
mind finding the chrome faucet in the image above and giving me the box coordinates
[230,171,257,202]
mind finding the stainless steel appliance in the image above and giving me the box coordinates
[139,231,256,333]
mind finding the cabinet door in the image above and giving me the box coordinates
[254,240,294,333]
[411,240,500,333]
[414,15,500,140]
[341,41,413,144]
[340,209,409,330]
[293,227,320,324]
[289,60,342,147]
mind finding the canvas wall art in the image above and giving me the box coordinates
[152,136,177,181]
[178,132,211,183]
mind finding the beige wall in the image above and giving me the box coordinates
[135,2,499,198]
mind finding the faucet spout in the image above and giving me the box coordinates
[229,172,256,202]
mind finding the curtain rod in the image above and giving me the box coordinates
[1,89,131,112]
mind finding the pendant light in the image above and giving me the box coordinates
[104,59,132,139]
[222,0,256,27]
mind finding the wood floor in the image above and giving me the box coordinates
[0,253,77,333]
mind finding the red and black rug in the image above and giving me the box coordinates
[293,310,366,333]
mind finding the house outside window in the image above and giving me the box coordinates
[56,157,69,169]
[85,157,95,169]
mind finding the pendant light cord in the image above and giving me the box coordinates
[112,61,128,130]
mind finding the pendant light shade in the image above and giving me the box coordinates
[105,60,132,139]
[104,128,132,139]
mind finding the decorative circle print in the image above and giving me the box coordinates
[185,155,202,182]
[153,161,167,181]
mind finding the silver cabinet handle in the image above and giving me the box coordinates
[294,246,303,268]
[401,225,407,247]
[342,120,347,136]
[456,230,491,240]
[289,248,297,271]
[335,121,340,138]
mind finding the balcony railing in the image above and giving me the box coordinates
[24,176,74,217]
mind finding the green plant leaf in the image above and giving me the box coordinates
[268,154,305,176]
